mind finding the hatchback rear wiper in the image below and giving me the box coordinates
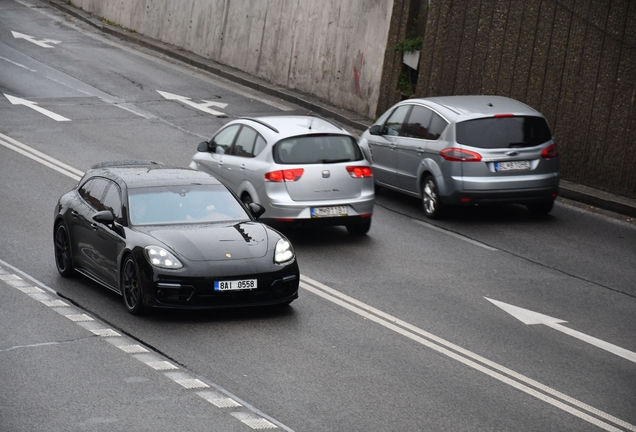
[322,158,351,163]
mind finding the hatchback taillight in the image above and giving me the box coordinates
[264,168,304,182]
[440,148,482,162]
[541,143,559,158]
[346,166,373,178]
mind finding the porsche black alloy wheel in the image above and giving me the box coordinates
[122,256,144,315]
[54,222,74,276]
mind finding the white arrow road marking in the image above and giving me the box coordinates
[157,90,228,117]
[485,297,636,364]
[11,31,61,48]
[4,94,70,122]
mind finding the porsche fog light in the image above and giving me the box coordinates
[144,246,183,269]
[274,239,294,264]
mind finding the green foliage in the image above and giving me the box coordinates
[395,36,423,54]
[397,70,414,95]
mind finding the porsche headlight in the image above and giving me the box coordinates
[274,238,294,264]
[144,246,183,269]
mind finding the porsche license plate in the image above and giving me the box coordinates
[311,206,348,218]
[214,279,257,291]
[495,161,531,171]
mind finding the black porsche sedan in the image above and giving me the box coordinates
[53,161,299,314]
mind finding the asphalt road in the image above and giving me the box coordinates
[1,1,635,431]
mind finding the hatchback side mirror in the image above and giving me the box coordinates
[248,202,266,219]
[197,141,210,152]
[369,125,383,136]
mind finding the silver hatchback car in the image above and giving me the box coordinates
[190,115,375,235]
[359,95,559,218]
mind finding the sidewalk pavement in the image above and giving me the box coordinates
[42,0,636,220]
[0,261,285,431]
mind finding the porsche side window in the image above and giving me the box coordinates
[79,178,109,211]
[102,182,123,224]
[211,125,241,154]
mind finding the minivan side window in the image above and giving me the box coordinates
[384,105,411,136]
[427,113,448,140]
[403,106,433,139]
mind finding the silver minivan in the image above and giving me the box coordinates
[359,95,559,218]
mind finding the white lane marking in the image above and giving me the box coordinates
[231,412,278,430]
[0,55,37,71]
[0,132,83,180]
[11,31,61,48]
[486,297,636,364]
[197,390,243,408]
[412,219,498,251]
[157,90,228,117]
[300,275,635,432]
[5,94,70,121]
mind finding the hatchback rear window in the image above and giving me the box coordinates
[456,116,552,149]
[274,134,363,164]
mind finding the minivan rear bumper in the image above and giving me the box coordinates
[443,185,559,205]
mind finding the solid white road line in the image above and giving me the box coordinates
[0,132,83,181]
[300,275,635,432]
[412,219,498,251]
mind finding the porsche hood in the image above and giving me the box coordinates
[142,222,269,261]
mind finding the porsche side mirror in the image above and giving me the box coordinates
[248,202,266,219]
[93,210,114,225]
[369,125,383,136]
[197,141,209,152]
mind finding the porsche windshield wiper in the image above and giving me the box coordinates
[507,142,534,148]
[321,158,351,163]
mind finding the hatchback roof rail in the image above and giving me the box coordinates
[239,117,279,133]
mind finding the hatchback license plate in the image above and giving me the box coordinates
[495,160,531,171]
[214,279,257,291]
[311,206,348,218]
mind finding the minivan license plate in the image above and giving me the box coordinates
[214,279,257,291]
[311,206,348,218]
[495,161,531,171]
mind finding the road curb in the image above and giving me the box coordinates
[43,0,636,219]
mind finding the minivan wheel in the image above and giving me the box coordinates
[527,200,554,216]
[422,175,444,219]
[122,255,145,315]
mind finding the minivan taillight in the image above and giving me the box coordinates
[265,168,304,182]
[346,166,373,178]
[541,143,559,158]
[440,148,482,162]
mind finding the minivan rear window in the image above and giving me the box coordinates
[456,116,552,149]
[274,134,363,164]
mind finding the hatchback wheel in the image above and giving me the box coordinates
[122,256,145,315]
[242,193,253,206]
[54,222,74,276]
[422,175,444,219]
[346,217,371,236]
[527,200,554,216]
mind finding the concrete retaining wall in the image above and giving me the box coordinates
[72,0,392,118]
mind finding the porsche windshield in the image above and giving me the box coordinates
[128,184,249,225]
